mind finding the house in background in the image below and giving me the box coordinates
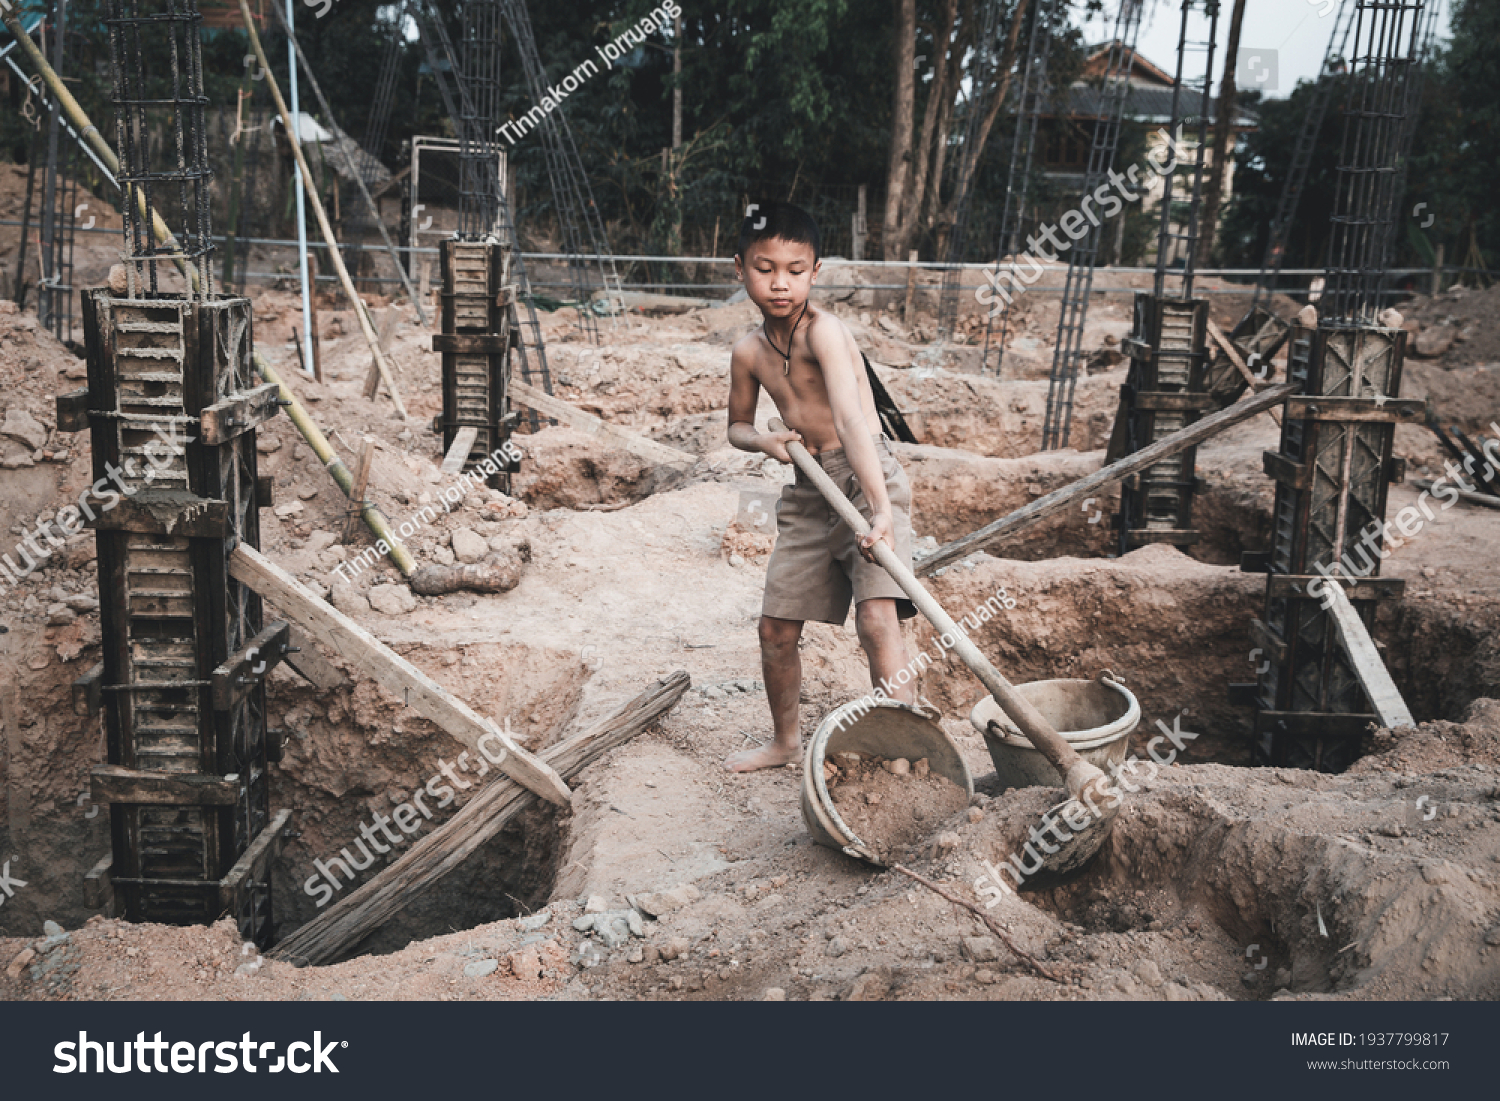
[1038,42,1259,264]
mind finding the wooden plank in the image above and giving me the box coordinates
[219,807,291,913]
[199,381,281,445]
[432,333,511,354]
[73,661,105,717]
[1286,396,1424,423]
[55,386,90,432]
[1412,478,1500,511]
[91,765,239,807]
[83,853,113,910]
[228,544,573,807]
[1267,574,1405,602]
[269,671,690,966]
[1120,528,1200,546]
[1207,318,1282,427]
[1323,581,1416,729]
[86,495,229,538]
[1262,449,1310,490]
[509,380,696,467]
[917,383,1295,576]
[1256,710,1376,741]
[211,620,291,710]
[282,641,349,692]
[440,425,479,476]
[341,437,375,544]
[1131,391,1216,412]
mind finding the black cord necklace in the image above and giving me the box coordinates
[763,299,809,375]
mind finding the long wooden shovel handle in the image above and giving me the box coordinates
[767,420,1088,786]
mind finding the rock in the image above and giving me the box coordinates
[256,435,283,454]
[1275,967,1294,986]
[367,583,416,616]
[571,941,605,969]
[516,908,552,932]
[963,936,1000,962]
[63,594,99,613]
[762,987,786,1001]
[572,915,596,932]
[506,943,545,980]
[846,971,889,1001]
[6,947,36,979]
[273,500,305,519]
[1377,308,1404,330]
[463,959,499,979]
[913,758,930,778]
[1162,981,1193,1002]
[46,602,76,626]
[883,757,911,777]
[329,581,370,616]
[626,946,644,964]
[450,528,488,563]
[584,895,609,914]
[974,969,999,985]
[826,936,850,958]
[632,884,701,918]
[1,408,48,451]
[0,438,35,469]
[42,920,63,937]
[934,831,961,856]
[1414,323,1457,358]
[305,531,339,555]
[966,806,984,824]
[659,937,692,962]
[1296,305,1318,327]
[1132,959,1164,988]
[595,916,633,949]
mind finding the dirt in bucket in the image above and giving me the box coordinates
[825,753,970,863]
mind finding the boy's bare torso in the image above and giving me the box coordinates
[730,307,882,453]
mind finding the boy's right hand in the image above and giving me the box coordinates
[757,428,804,464]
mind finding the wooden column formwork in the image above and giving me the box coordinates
[1242,322,1420,771]
[433,238,521,492]
[1109,294,1211,551]
[72,290,288,945]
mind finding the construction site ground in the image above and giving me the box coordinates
[3,187,1500,1002]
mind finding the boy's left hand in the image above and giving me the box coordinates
[859,510,895,562]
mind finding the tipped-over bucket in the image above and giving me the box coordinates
[969,673,1139,794]
[802,698,973,865]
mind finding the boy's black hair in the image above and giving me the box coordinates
[736,200,821,262]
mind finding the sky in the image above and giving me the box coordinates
[1079,0,1454,99]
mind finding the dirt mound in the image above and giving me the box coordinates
[1400,283,1500,370]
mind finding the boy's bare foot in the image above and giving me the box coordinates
[725,742,801,772]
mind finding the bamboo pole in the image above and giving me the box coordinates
[236,0,409,420]
[254,352,415,575]
[1,6,414,575]
[267,0,428,325]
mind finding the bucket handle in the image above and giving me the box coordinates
[1098,669,1125,686]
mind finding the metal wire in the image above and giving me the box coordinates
[1039,0,1144,450]
[1321,0,1428,327]
[1150,0,1219,302]
[104,0,214,299]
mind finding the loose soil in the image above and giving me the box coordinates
[826,754,969,864]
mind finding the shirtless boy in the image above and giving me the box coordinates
[724,201,918,773]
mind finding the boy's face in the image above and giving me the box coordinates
[735,237,820,321]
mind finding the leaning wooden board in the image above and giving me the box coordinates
[229,545,572,806]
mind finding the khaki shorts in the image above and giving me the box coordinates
[761,437,917,625]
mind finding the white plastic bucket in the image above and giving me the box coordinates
[801,698,973,866]
[968,673,1140,793]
